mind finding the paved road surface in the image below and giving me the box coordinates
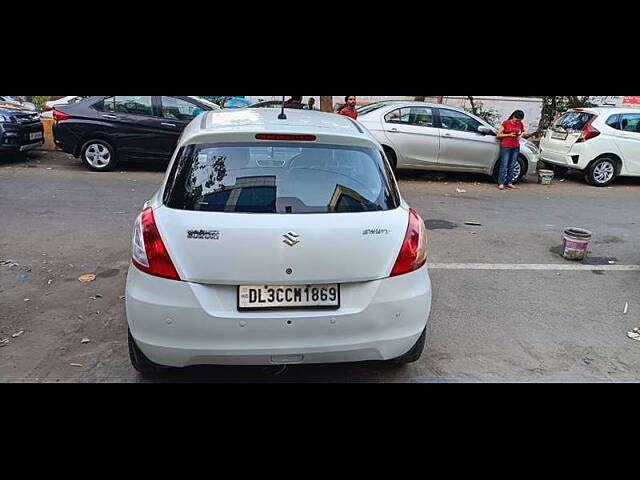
[1,151,639,382]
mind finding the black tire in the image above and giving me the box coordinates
[80,139,117,171]
[383,146,398,173]
[128,328,168,375]
[390,327,426,365]
[492,155,525,184]
[585,157,617,187]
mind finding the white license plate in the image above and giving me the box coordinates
[238,284,340,310]
[29,132,43,140]
[551,131,567,140]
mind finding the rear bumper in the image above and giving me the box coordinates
[126,264,432,367]
[52,122,78,156]
[540,141,603,171]
[539,149,582,169]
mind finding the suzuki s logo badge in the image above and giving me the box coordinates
[283,231,300,246]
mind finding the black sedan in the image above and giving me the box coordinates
[0,101,43,157]
[53,96,218,171]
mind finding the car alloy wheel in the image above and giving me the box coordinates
[512,160,522,183]
[84,142,112,168]
[592,160,615,184]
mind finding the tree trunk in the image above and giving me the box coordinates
[467,96,477,115]
[320,96,333,113]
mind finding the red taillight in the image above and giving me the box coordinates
[390,208,427,277]
[132,208,180,281]
[255,133,316,141]
[53,109,70,122]
[576,115,599,143]
[44,105,53,111]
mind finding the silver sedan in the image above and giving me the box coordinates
[356,101,539,183]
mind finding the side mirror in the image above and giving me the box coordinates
[477,126,493,135]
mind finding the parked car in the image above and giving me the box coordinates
[45,96,87,110]
[52,96,219,171]
[248,100,285,109]
[42,96,90,118]
[0,96,36,111]
[0,101,43,156]
[334,101,369,113]
[248,100,313,110]
[223,97,252,108]
[357,101,539,183]
[540,107,640,186]
[125,108,432,374]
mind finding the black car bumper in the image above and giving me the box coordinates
[0,121,44,152]
[52,122,78,156]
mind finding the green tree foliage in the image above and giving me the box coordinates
[540,96,595,129]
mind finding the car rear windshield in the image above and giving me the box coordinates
[552,111,594,131]
[163,142,400,214]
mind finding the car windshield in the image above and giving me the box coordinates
[189,97,220,110]
[164,142,400,214]
[356,102,394,115]
[552,111,594,131]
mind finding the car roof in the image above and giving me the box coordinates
[181,108,379,148]
[359,100,475,114]
[569,107,640,115]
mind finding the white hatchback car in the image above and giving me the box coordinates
[125,108,432,374]
[540,107,640,186]
[357,101,540,183]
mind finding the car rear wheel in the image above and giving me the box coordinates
[128,328,169,375]
[390,327,426,365]
[585,157,617,187]
[80,139,117,171]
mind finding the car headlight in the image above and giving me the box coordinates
[0,114,13,122]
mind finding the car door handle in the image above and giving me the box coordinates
[389,128,400,132]
[443,132,452,137]
[161,122,176,127]
[101,114,118,119]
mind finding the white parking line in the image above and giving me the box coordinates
[427,263,640,271]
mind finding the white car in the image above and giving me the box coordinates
[45,96,86,109]
[42,96,89,118]
[0,96,36,111]
[540,107,640,186]
[357,101,539,183]
[125,108,432,374]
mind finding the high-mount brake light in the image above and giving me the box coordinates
[255,134,316,141]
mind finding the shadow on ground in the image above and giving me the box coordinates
[136,361,411,383]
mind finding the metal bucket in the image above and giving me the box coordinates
[538,169,554,185]
[562,228,591,261]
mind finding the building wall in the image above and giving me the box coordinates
[427,96,543,131]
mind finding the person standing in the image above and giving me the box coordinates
[284,96,304,109]
[496,110,526,190]
[307,97,316,110]
[337,96,358,119]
